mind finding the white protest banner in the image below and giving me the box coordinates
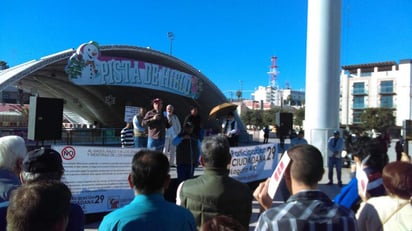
[52,145,137,214]
[124,106,138,122]
[267,151,291,199]
[229,141,281,183]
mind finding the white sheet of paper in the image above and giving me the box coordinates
[356,155,370,198]
[267,152,291,199]
[356,166,369,198]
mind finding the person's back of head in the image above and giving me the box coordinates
[0,135,26,172]
[130,150,170,194]
[355,136,388,172]
[382,161,412,200]
[200,135,231,169]
[20,147,64,183]
[287,144,324,187]
[200,215,246,231]
[7,180,72,231]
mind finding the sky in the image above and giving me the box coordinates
[1,0,411,100]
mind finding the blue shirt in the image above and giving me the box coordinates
[328,136,344,157]
[0,169,21,203]
[99,193,196,231]
[255,190,358,231]
[290,137,308,147]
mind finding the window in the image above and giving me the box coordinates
[353,96,364,109]
[380,80,393,93]
[353,110,363,123]
[380,95,393,108]
[353,82,365,94]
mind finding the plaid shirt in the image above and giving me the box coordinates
[255,190,358,231]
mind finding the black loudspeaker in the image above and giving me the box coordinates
[404,120,412,140]
[28,97,64,141]
[276,112,293,137]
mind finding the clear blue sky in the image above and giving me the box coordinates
[1,0,411,99]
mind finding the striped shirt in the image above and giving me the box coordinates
[255,190,358,231]
[120,127,134,147]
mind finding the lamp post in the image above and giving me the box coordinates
[167,32,174,55]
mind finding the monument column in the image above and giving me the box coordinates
[304,0,342,165]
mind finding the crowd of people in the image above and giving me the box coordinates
[121,97,244,182]
[1,100,412,230]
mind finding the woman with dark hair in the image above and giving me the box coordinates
[356,161,412,231]
[334,136,388,212]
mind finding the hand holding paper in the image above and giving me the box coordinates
[252,179,272,211]
[267,152,291,199]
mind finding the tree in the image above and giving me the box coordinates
[240,110,254,127]
[360,108,395,133]
[240,109,264,128]
[236,90,242,101]
[0,61,9,70]
[294,107,305,127]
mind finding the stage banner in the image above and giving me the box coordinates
[229,140,284,183]
[52,145,137,214]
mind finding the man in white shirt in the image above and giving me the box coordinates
[163,104,181,166]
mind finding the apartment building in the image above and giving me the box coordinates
[252,86,305,107]
[340,59,412,127]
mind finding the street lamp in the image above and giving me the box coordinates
[167,32,174,55]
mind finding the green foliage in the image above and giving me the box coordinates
[236,90,242,100]
[240,107,300,129]
[294,107,305,127]
[360,108,395,132]
[0,61,9,70]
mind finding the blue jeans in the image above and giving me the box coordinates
[134,136,147,148]
[147,137,165,151]
[328,156,342,183]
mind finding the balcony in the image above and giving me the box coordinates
[352,89,368,95]
[352,104,366,109]
[379,87,396,95]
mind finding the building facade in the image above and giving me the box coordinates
[251,86,305,107]
[340,59,412,127]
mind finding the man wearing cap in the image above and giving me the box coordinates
[173,121,200,183]
[142,98,172,151]
[18,147,84,231]
[327,130,345,186]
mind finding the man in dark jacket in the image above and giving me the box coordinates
[173,122,200,184]
[176,135,252,230]
[142,98,172,151]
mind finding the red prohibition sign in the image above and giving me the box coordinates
[61,146,76,160]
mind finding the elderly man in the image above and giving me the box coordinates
[163,104,181,166]
[0,135,27,202]
[177,135,252,229]
[0,148,85,231]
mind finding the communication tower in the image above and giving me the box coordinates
[267,56,278,89]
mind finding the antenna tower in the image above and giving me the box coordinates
[267,56,278,89]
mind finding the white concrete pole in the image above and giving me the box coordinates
[304,0,342,165]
